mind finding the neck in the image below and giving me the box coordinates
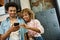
[26,18,31,23]
[9,16,17,20]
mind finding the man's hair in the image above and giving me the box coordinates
[5,2,19,11]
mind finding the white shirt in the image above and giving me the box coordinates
[27,19,44,37]
[10,22,21,40]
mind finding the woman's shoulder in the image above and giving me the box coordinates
[32,19,40,22]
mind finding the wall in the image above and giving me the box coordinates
[20,0,31,10]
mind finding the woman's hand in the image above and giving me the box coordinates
[20,24,30,29]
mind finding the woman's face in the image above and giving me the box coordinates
[22,11,30,22]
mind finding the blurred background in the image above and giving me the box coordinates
[0,0,60,40]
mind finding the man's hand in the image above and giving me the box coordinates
[0,25,20,40]
[9,25,20,32]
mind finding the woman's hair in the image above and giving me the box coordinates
[21,8,35,19]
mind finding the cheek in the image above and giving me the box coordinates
[7,11,11,14]
[23,16,27,19]
[23,16,30,21]
[8,12,16,15]
[23,15,29,18]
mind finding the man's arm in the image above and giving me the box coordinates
[0,34,1,40]
[1,25,20,40]
[1,29,11,40]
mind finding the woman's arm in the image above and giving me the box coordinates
[21,19,44,34]
[27,26,41,33]
[33,19,44,34]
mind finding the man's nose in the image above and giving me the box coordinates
[11,11,15,13]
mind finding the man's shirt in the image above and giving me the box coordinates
[0,17,28,40]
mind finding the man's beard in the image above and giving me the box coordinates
[10,15,17,18]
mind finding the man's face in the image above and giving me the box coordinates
[7,7,17,18]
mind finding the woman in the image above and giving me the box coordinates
[20,8,44,40]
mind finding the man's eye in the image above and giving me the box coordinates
[14,10,16,12]
[10,10,12,12]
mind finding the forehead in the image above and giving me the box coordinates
[23,13,28,15]
[23,11,28,13]
[8,7,16,10]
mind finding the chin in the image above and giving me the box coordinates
[24,19,28,22]
[11,16,15,18]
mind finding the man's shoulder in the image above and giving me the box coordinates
[18,18,23,20]
[1,17,9,24]
[1,19,8,24]
[17,17,25,23]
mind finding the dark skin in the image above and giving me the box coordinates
[1,25,20,40]
[0,7,20,40]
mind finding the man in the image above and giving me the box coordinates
[0,2,27,40]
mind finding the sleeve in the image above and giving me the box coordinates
[34,19,44,34]
[23,28,28,33]
[0,21,5,34]
[20,19,28,33]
